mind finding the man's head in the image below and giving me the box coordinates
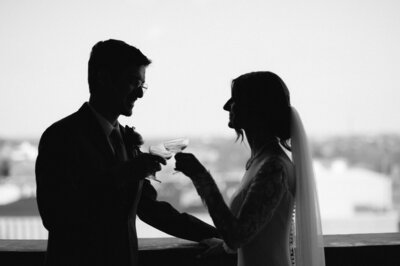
[88,39,151,117]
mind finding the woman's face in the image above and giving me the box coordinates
[223,85,248,129]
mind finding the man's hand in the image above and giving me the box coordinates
[134,153,166,178]
[113,153,166,185]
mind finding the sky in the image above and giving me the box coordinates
[1,0,400,140]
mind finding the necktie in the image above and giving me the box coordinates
[109,128,127,161]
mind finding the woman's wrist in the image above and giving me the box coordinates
[222,241,237,254]
[192,168,211,180]
[192,170,213,187]
[192,170,219,199]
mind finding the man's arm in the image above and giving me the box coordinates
[137,180,219,242]
[35,125,87,230]
[35,125,127,230]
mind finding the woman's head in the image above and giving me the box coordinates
[223,71,291,150]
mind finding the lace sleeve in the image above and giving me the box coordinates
[192,157,288,250]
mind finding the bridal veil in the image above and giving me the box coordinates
[290,107,326,266]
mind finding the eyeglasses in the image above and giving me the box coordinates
[130,79,148,94]
[139,82,148,94]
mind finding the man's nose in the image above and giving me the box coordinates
[135,87,144,98]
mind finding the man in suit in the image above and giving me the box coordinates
[35,39,219,266]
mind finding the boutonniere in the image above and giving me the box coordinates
[124,125,144,148]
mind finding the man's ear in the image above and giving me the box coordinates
[96,70,112,87]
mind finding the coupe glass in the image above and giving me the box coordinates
[163,138,189,174]
[149,145,173,160]
[147,145,173,183]
[163,138,189,153]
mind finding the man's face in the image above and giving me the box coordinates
[111,65,146,117]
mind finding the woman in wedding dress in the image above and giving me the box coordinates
[175,71,325,266]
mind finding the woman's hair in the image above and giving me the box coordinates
[232,71,291,151]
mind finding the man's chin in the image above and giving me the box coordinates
[121,108,133,117]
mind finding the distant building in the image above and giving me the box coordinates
[315,159,397,234]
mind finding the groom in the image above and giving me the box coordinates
[35,39,219,266]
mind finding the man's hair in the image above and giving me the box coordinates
[88,39,151,94]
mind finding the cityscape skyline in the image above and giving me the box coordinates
[1,134,399,237]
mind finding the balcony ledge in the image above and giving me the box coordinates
[1,233,400,266]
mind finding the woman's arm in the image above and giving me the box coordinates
[176,153,288,249]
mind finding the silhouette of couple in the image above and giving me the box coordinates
[36,39,325,266]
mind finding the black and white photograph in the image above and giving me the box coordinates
[0,1,399,265]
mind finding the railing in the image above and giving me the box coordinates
[0,217,47,239]
[1,233,400,266]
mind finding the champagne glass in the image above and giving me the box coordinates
[163,138,189,153]
[163,138,189,174]
[149,145,173,160]
[147,145,173,182]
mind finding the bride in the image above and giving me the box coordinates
[175,71,325,266]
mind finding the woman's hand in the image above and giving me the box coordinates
[197,238,225,259]
[174,152,208,178]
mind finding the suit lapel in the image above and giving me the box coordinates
[78,103,115,163]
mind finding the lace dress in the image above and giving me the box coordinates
[192,154,296,266]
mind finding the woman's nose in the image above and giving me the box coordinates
[223,99,232,111]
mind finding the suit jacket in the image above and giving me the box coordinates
[35,103,219,266]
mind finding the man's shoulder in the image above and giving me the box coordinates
[40,104,88,141]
